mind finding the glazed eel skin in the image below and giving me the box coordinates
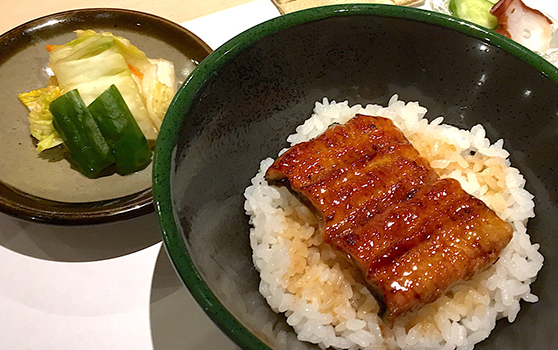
[265,115,513,322]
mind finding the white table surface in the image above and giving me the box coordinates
[1,0,557,349]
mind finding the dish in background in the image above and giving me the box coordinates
[0,8,212,225]
[153,4,558,350]
[271,0,423,14]
[429,0,558,64]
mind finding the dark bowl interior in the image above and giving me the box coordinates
[154,4,558,350]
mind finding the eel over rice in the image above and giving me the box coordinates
[265,114,513,323]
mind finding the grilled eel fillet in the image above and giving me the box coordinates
[265,114,513,322]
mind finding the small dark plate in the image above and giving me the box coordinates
[154,4,558,350]
[0,8,212,225]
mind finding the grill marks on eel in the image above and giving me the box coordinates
[265,115,513,323]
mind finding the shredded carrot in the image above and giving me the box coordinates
[128,65,143,79]
[45,44,60,52]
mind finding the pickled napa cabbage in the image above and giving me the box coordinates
[18,85,63,152]
[140,58,176,129]
[47,30,176,141]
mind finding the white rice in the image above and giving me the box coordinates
[244,95,544,350]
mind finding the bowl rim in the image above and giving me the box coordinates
[153,4,558,349]
[0,7,212,226]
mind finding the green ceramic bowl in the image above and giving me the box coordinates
[153,4,558,349]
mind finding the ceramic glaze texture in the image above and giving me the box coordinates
[155,5,558,350]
